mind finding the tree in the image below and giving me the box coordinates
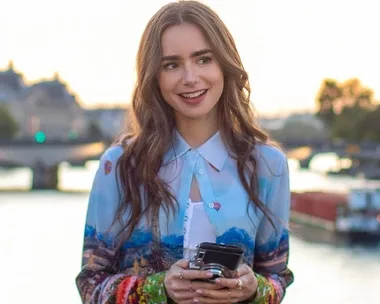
[316,79,341,128]
[0,105,19,140]
[339,78,374,109]
[360,106,380,142]
[270,119,327,142]
[316,78,375,127]
[330,105,368,142]
[316,78,380,142]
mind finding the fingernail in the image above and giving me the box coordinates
[193,298,200,303]
[196,289,203,294]
[215,279,221,283]
[206,272,213,277]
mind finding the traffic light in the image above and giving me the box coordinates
[34,131,46,143]
[68,130,78,140]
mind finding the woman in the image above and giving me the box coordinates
[76,1,294,303]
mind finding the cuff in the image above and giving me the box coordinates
[248,273,274,304]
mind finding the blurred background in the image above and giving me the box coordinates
[1,0,379,303]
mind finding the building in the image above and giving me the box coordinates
[0,61,27,128]
[86,107,128,140]
[23,74,88,140]
[0,61,89,140]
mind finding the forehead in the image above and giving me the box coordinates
[161,23,211,56]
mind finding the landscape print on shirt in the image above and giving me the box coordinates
[84,223,268,272]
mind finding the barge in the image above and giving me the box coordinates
[290,188,380,243]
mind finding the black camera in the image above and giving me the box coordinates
[188,242,244,282]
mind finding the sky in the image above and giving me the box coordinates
[1,0,379,116]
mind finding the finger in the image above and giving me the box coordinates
[195,295,238,304]
[180,299,201,304]
[196,289,239,303]
[190,281,225,291]
[174,259,190,269]
[236,263,251,276]
[170,290,197,301]
[170,279,222,293]
[195,289,237,300]
[213,277,243,289]
[170,279,193,291]
[176,269,214,281]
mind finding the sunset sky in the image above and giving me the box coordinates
[1,0,379,116]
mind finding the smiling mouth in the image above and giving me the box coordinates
[178,89,208,99]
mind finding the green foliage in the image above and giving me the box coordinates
[270,119,327,142]
[316,79,342,128]
[316,78,380,142]
[0,105,19,140]
[359,106,380,141]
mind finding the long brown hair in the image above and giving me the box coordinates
[113,0,276,246]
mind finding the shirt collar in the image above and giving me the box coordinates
[163,130,229,171]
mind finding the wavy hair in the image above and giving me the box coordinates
[113,0,276,247]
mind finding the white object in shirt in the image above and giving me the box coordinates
[183,199,216,259]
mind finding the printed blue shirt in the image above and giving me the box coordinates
[76,131,294,304]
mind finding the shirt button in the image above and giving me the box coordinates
[208,202,214,209]
[199,168,204,175]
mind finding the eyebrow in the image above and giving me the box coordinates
[161,48,212,61]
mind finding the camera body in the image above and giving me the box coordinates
[189,242,244,282]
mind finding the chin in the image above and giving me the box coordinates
[173,98,219,122]
[179,112,205,120]
[178,107,213,120]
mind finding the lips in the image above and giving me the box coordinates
[178,89,207,99]
[178,89,208,105]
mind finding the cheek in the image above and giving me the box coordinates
[209,67,224,88]
[157,74,167,94]
[157,77,178,109]
[158,74,177,97]
[211,73,224,95]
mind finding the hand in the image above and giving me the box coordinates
[164,259,225,304]
[192,263,258,303]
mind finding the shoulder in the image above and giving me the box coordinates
[99,145,124,164]
[87,145,125,233]
[99,136,136,164]
[97,135,137,176]
[254,142,288,178]
[94,145,124,180]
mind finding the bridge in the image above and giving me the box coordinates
[0,140,109,190]
[0,137,324,190]
[1,138,377,190]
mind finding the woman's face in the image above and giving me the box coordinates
[157,22,224,124]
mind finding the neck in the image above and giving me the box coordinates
[175,115,219,148]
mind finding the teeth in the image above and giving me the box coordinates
[180,90,206,99]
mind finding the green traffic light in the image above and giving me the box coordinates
[35,131,46,143]
[68,130,78,140]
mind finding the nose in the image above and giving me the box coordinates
[182,64,199,86]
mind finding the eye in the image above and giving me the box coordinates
[163,62,179,70]
[198,56,212,64]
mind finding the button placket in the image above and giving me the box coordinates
[193,157,226,236]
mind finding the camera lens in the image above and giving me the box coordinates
[200,263,230,282]
[208,273,222,283]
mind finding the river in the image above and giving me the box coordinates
[0,158,379,304]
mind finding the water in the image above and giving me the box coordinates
[0,159,379,304]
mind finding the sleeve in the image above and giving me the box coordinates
[250,152,294,304]
[75,147,169,304]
